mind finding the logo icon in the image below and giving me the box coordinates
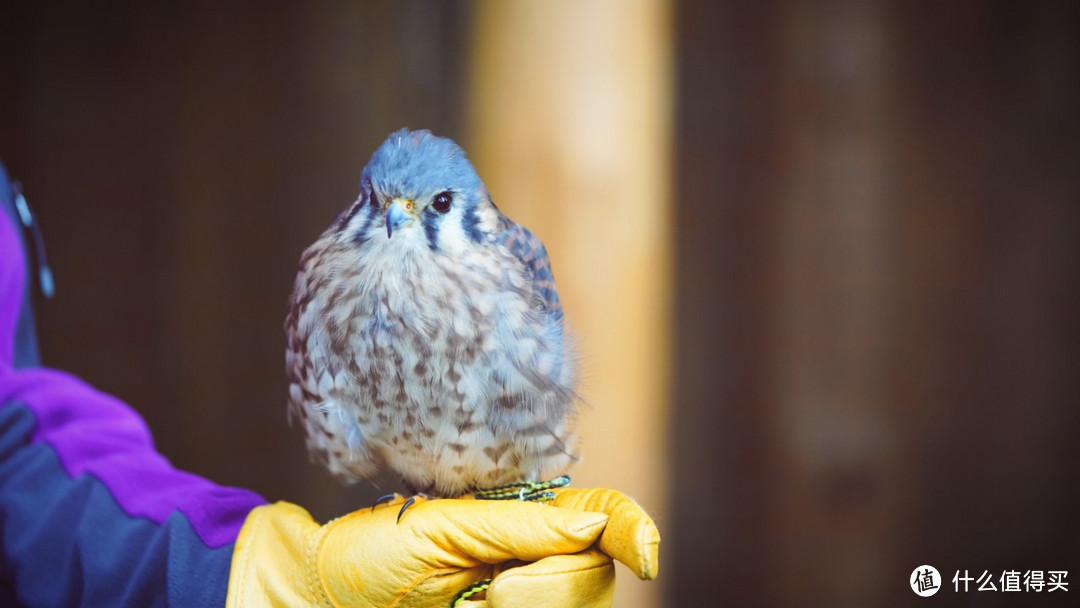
[911,565,941,597]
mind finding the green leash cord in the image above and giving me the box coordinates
[471,475,571,502]
[451,579,491,607]
[450,476,573,605]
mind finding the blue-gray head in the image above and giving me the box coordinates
[337,129,499,252]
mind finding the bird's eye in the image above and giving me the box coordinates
[432,192,453,213]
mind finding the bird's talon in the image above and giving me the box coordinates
[396,496,417,523]
[371,493,401,512]
[396,493,431,523]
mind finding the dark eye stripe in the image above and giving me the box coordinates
[338,184,380,246]
[423,214,441,250]
[461,201,484,243]
[353,205,377,246]
[338,179,376,232]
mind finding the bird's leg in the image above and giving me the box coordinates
[473,475,571,503]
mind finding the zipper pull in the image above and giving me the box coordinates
[12,181,55,298]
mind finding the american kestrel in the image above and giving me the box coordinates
[286,129,579,499]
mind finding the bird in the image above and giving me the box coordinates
[286,128,580,500]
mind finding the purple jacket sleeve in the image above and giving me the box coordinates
[0,161,266,606]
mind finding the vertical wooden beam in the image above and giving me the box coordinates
[468,3,672,607]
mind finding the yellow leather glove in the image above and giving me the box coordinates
[226,489,659,608]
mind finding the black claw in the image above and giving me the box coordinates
[372,493,398,512]
[396,496,417,523]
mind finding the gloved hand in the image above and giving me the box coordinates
[226,489,659,608]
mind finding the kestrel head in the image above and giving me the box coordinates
[335,129,501,254]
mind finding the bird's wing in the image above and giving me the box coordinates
[496,215,563,316]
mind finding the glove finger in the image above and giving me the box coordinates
[486,548,615,608]
[551,488,660,580]
[405,499,608,564]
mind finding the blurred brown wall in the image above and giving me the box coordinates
[0,1,472,520]
[674,0,1080,605]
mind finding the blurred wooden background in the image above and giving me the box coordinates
[2,1,1079,607]
[0,1,474,521]
[675,1,1079,605]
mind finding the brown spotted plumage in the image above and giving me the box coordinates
[286,129,580,497]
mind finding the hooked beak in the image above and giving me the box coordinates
[385,198,416,238]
